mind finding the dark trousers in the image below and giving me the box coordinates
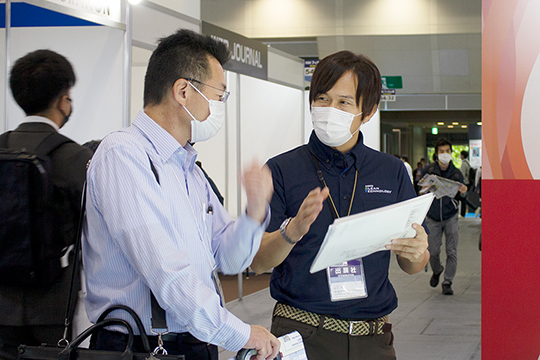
[0,324,65,360]
[271,316,396,360]
[94,329,218,360]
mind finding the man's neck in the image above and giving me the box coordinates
[35,110,63,128]
[333,132,359,154]
[144,104,190,147]
[438,160,449,171]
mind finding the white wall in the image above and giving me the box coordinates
[7,26,124,144]
[148,0,200,20]
[132,3,199,48]
[268,47,304,88]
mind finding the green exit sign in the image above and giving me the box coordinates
[382,76,403,89]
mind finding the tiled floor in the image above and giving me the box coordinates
[219,217,482,360]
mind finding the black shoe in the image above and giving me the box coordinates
[430,267,444,287]
[442,282,454,295]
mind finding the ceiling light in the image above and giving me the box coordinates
[128,0,142,4]
[461,125,467,128]
[437,122,444,125]
[452,122,459,125]
[448,125,454,128]
[477,122,482,126]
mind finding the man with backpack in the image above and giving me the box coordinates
[459,150,473,216]
[0,50,93,360]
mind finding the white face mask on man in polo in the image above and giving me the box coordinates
[183,82,225,143]
[311,106,363,147]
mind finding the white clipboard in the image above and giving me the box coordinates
[310,193,434,274]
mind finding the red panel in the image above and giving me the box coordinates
[483,180,540,359]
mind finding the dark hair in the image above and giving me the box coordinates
[401,155,409,163]
[82,139,102,154]
[309,51,381,121]
[9,49,75,116]
[461,150,469,159]
[435,138,453,154]
[144,29,230,107]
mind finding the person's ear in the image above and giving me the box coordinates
[361,105,378,124]
[172,78,190,106]
[57,94,71,115]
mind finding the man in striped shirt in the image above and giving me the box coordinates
[83,29,279,360]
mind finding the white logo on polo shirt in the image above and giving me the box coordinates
[364,184,392,194]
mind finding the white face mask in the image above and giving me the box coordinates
[311,106,363,147]
[438,153,452,165]
[183,82,225,143]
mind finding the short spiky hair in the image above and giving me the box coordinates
[435,138,453,154]
[10,49,75,115]
[143,29,230,107]
[309,51,381,121]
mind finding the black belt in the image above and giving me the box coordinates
[100,328,206,345]
[147,332,204,344]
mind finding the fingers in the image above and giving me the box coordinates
[288,187,329,239]
[245,325,280,360]
[385,223,428,261]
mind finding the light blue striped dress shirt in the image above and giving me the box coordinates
[83,111,269,352]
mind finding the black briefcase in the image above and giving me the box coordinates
[18,316,184,360]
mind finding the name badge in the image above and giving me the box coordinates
[327,259,367,302]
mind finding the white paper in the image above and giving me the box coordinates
[228,331,307,360]
[277,331,308,360]
[310,193,435,274]
[418,174,463,199]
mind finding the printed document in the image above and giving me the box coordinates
[418,174,463,199]
[310,193,434,274]
[229,331,306,360]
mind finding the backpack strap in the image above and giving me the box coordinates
[34,132,74,157]
[146,154,168,334]
[0,130,72,155]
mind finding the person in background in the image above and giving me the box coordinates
[459,150,471,217]
[83,29,279,360]
[401,155,413,183]
[413,161,424,194]
[421,138,467,295]
[0,50,92,360]
[251,50,429,360]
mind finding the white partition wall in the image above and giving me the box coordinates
[8,26,124,143]
[2,1,125,144]
[196,72,305,217]
[238,74,304,209]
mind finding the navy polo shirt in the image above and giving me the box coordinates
[266,131,417,320]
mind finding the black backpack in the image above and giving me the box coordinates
[0,131,73,287]
[468,165,477,192]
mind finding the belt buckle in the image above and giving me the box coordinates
[348,320,365,336]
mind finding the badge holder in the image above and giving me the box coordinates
[327,259,368,302]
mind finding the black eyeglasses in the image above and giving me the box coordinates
[185,78,230,103]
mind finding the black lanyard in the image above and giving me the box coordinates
[310,153,358,220]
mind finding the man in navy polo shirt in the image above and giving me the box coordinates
[251,51,430,360]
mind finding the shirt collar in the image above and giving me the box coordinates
[23,116,59,131]
[132,110,198,171]
[307,130,365,171]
